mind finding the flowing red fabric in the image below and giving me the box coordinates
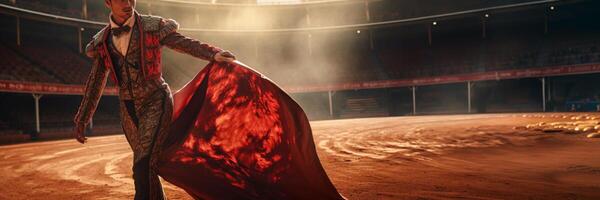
[157,61,344,200]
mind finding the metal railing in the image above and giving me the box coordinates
[0,0,560,33]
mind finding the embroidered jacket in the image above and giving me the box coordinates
[74,13,222,127]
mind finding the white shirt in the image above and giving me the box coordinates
[109,14,136,56]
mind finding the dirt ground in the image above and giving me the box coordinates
[1,113,599,200]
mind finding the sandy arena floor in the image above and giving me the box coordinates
[1,113,599,200]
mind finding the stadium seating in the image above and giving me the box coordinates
[15,0,81,19]
[17,38,91,84]
[0,43,60,83]
[375,34,600,80]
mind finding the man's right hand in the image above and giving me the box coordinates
[74,123,87,144]
[214,50,236,63]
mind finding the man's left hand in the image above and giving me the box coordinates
[214,50,236,63]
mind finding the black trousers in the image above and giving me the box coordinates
[133,155,166,200]
[133,155,151,200]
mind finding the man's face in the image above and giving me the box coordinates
[105,0,136,20]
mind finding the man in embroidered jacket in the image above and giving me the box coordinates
[73,0,235,199]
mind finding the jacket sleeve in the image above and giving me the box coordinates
[73,55,110,127]
[158,19,222,61]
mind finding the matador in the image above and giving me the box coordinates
[73,0,235,199]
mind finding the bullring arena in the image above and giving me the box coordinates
[1,113,600,199]
[1,0,600,199]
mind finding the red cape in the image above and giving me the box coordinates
[157,61,345,200]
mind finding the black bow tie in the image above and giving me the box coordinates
[111,25,131,37]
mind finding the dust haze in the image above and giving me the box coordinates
[152,3,369,90]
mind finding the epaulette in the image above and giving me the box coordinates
[140,14,163,32]
[90,27,108,47]
[140,14,179,39]
[85,27,108,58]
